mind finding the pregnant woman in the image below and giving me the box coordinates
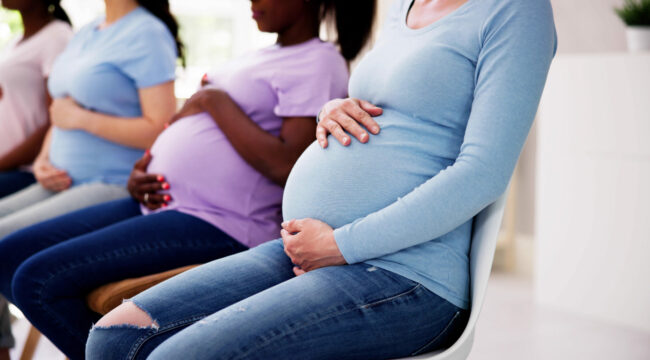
[87,0,557,358]
[0,0,373,359]
[0,0,181,239]
[0,1,72,357]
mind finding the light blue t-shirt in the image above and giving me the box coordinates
[48,7,177,185]
[283,0,557,309]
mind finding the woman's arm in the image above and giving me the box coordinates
[284,0,558,269]
[0,123,48,171]
[175,88,316,186]
[50,81,176,149]
[0,78,54,170]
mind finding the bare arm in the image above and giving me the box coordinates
[0,123,48,170]
[50,81,176,149]
[174,88,316,186]
[0,78,54,170]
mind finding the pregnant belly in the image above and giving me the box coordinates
[147,113,272,213]
[282,110,459,227]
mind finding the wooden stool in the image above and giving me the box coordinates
[20,265,200,360]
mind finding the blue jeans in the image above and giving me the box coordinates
[86,240,467,360]
[0,170,36,198]
[0,198,248,360]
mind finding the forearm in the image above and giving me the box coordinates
[200,94,302,185]
[79,110,164,149]
[0,124,49,170]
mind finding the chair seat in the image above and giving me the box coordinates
[86,265,200,315]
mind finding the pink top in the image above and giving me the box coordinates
[0,20,73,158]
[144,38,349,247]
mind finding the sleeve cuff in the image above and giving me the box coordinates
[334,226,362,264]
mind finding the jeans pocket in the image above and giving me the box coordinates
[410,310,466,356]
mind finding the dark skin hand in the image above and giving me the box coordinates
[127,152,170,211]
[171,88,316,186]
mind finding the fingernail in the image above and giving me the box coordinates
[164,194,171,202]
[372,126,380,133]
[145,149,150,156]
[343,136,349,144]
[157,175,165,182]
[360,133,368,141]
[162,182,170,190]
[162,203,168,208]
[164,123,170,129]
[281,221,287,227]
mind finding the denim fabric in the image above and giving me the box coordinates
[0,170,36,199]
[86,240,467,360]
[0,198,247,360]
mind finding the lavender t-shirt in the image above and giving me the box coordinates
[143,38,349,247]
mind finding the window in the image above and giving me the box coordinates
[1,0,276,98]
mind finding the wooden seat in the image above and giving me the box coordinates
[20,264,200,360]
[86,264,201,315]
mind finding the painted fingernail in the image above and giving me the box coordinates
[145,149,150,156]
[162,182,170,190]
[164,194,171,202]
[164,122,170,129]
[157,175,165,182]
[162,202,168,208]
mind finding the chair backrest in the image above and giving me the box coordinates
[403,193,508,360]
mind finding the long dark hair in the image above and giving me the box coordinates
[136,0,185,65]
[319,0,377,61]
[45,0,71,25]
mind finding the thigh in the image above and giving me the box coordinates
[0,183,52,218]
[129,240,294,329]
[13,210,250,301]
[0,198,140,301]
[149,265,464,360]
[0,170,36,199]
[0,182,129,239]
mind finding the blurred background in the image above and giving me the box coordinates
[1,0,649,359]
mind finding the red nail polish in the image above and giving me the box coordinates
[157,175,165,182]
[162,203,168,208]
[164,195,171,202]
[164,123,170,129]
[162,182,170,190]
[145,149,150,156]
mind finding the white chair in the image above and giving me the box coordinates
[397,193,508,360]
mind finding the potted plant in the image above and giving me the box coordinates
[615,0,650,52]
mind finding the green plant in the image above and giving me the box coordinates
[615,0,650,26]
[0,8,23,48]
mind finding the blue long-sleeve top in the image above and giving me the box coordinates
[282,0,557,309]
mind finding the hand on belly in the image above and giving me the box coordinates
[281,218,347,276]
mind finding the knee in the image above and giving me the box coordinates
[86,302,158,360]
[96,302,157,329]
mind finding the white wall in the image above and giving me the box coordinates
[535,53,650,332]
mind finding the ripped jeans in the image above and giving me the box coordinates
[86,240,467,360]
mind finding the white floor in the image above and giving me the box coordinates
[8,273,650,360]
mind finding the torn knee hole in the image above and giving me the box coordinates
[94,301,159,330]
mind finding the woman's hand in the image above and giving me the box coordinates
[50,97,86,129]
[317,98,383,148]
[281,218,347,276]
[33,156,72,192]
[126,152,171,210]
